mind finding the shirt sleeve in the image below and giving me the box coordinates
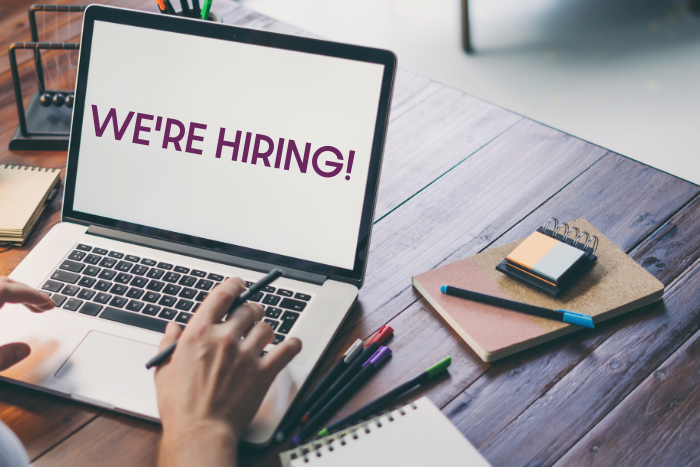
[0,421,29,467]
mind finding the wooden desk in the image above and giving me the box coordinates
[2,1,700,465]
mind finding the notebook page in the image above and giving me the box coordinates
[289,397,491,467]
[0,166,59,234]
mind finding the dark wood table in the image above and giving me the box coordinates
[2,1,700,465]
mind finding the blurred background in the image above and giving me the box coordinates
[239,0,700,184]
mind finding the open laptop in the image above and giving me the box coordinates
[0,5,395,446]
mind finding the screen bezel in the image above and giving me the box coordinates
[63,5,396,287]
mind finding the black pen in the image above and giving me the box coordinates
[192,0,201,18]
[145,269,285,369]
[179,0,191,17]
[164,0,176,14]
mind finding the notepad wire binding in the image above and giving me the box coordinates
[3,164,59,172]
[541,217,598,254]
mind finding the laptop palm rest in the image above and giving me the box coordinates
[55,331,157,403]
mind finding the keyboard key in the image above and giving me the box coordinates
[278,311,299,334]
[78,277,96,288]
[265,307,282,319]
[98,269,117,280]
[125,255,140,263]
[51,270,80,284]
[126,288,145,299]
[126,300,144,312]
[77,289,96,300]
[248,291,264,302]
[99,257,117,268]
[76,244,92,251]
[262,294,280,306]
[62,285,79,296]
[109,296,127,308]
[60,260,85,273]
[84,265,101,277]
[207,273,224,282]
[175,299,194,311]
[147,268,164,279]
[263,286,276,293]
[143,292,161,303]
[94,292,112,304]
[175,312,192,324]
[164,284,181,295]
[141,258,157,266]
[80,302,102,316]
[63,298,83,311]
[116,261,133,272]
[294,293,312,301]
[279,298,307,312]
[94,280,112,291]
[115,273,133,284]
[100,307,167,332]
[192,303,201,313]
[108,251,124,259]
[195,279,213,291]
[83,254,101,265]
[42,280,63,292]
[190,270,206,278]
[68,250,87,261]
[110,284,128,295]
[157,262,173,270]
[93,248,108,255]
[163,272,181,283]
[276,289,293,297]
[146,280,165,292]
[52,294,67,307]
[179,288,197,299]
[130,276,148,288]
[178,276,197,287]
[159,296,177,307]
[143,304,160,316]
[273,334,285,344]
[131,265,149,276]
[174,266,190,274]
[264,319,279,331]
[195,291,208,302]
[159,308,177,320]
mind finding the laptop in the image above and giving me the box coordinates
[0,5,395,446]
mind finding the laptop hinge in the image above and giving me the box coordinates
[86,226,327,285]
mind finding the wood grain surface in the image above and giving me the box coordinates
[1,1,699,466]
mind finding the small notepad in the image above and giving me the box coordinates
[507,231,585,282]
[280,397,491,467]
[0,165,60,245]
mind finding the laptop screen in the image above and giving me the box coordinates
[72,20,385,271]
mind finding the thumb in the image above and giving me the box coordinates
[158,321,182,352]
[0,343,31,372]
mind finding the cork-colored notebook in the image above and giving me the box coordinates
[413,219,664,362]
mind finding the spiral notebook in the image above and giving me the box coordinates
[0,165,60,245]
[280,397,491,467]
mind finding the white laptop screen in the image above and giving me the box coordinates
[72,20,385,271]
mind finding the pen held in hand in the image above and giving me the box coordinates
[145,268,285,369]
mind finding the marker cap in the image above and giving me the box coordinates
[425,356,452,378]
[343,339,364,364]
[560,310,594,329]
[368,325,393,346]
[363,346,392,368]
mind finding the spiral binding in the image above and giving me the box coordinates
[541,217,598,254]
[3,164,59,172]
[287,401,420,464]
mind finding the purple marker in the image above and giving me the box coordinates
[292,346,392,446]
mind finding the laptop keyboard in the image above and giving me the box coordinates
[39,243,314,344]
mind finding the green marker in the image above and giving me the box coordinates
[317,356,452,438]
[200,0,212,20]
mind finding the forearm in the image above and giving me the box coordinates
[159,422,238,467]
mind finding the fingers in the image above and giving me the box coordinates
[0,342,31,372]
[221,303,263,340]
[260,337,302,378]
[0,278,54,312]
[241,321,275,353]
[159,321,182,352]
[191,278,245,327]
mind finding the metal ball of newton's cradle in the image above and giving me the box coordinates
[52,92,65,107]
[65,93,74,108]
[40,92,54,107]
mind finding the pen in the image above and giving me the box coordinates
[155,0,167,14]
[179,0,191,17]
[164,0,176,14]
[440,285,594,328]
[301,325,393,424]
[192,0,201,18]
[292,346,392,446]
[200,0,212,20]
[145,269,285,369]
[317,356,452,438]
[274,338,364,443]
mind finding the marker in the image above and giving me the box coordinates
[440,285,594,328]
[292,346,392,446]
[145,269,285,369]
[179,0,191,17]
[273,339,364,443]
[301,325,393,424]
[192,0,201,18]
[200,0,212,20]
[155,0,167,14]
[164,0,176,14]
[318,356,451,438]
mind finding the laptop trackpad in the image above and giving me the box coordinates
[55,331,157,402]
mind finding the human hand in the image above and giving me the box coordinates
[154,277,302,467]
[0,277,55,372]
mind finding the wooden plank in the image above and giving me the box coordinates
[555,265,700,466]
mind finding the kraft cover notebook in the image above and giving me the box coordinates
[279,396,491,467]
[413,219,664,362]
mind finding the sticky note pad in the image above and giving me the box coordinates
[507,231,585,282]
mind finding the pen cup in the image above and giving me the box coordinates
[175,9,222,22]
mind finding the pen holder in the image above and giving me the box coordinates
[175,9,223,22]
